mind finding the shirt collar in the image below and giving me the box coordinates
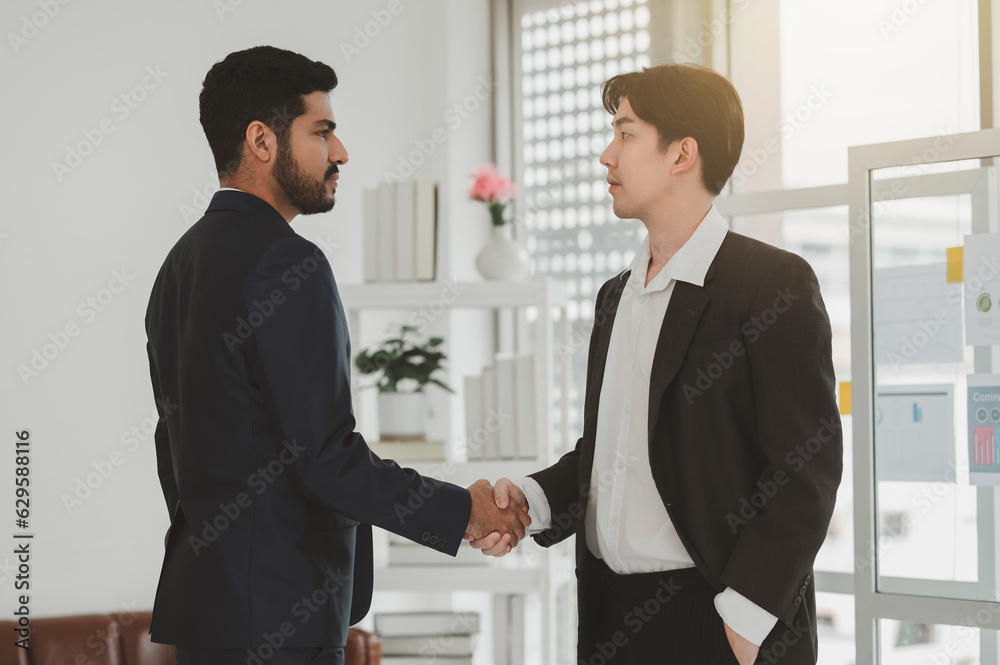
[205,189,291,230]
[626,205,728,292]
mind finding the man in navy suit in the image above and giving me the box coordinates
[144,46,529,665]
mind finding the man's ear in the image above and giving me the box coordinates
[243,120,277,165]
[670,136,700,176]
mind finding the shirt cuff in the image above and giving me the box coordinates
[713,587,779,647]
[515,477,551,534]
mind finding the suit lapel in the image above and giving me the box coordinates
[647,280,710,441]
[577,272,629,563]
[579,273,629,477]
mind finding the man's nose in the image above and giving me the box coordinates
[600,142,614,168]
[331,137,349,165]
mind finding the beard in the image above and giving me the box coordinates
[272,136,336,215]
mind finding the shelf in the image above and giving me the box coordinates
[372,565,541,593]
[338,278,567,310]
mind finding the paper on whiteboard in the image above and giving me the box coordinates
[874,263,963,366]
[875,385,955,482]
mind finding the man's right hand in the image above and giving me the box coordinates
[465,479,530,549]
[464,478,530,556]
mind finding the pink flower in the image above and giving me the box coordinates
[468,163,515,204]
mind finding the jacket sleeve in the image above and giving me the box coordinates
[241,235,471,556]
[719,252,844,625]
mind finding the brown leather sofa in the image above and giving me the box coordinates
[0,611,381,665]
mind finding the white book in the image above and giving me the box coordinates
[381,633,476,657]
[395,181,416,281]
[464,375,483,461]
[495,355,517,460]
[383,658,472,665]
[514,354,537,459]
[414,181,438,281]
[363,187,379,282]
[377,183,396,281]
[481,367,498,460]
[374,612,480,637]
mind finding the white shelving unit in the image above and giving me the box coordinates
[339,277,574,665]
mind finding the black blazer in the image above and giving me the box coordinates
[529,231,843,663]
[144,191,471,649]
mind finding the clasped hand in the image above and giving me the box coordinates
[463,478,529,556]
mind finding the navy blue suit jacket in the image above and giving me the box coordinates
[144,190,471,648]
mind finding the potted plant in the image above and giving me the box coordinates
[468,163,530,280]
[354,324,454,441]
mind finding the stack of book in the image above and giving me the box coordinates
[464,353,537,460]
[386,532,489,567]
[364,181,438,282]
[375,611,479,665]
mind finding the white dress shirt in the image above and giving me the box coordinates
[518,205,779,646]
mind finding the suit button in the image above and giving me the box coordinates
[440,539,446,549]
[430,535,439,546]
[793,597,802,606]
[800,585,807,595]
[804,574,812,584]
[421,532,430,542]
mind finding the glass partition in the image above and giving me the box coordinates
[849,128,1000,664]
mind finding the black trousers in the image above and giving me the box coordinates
[577,550,743,665]
[174,645,344,665]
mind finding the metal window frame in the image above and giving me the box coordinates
[848,127,1000,665]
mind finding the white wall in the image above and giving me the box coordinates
[0,0,495,617]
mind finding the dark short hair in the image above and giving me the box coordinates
[199,45,338,176]
[602,64,744,196]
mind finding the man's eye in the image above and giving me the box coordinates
[317,130,329,137]
[620,131,628,139]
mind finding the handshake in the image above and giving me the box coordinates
[462,478,531,556]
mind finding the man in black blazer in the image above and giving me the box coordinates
[144,46,528,665]
[469,64,842,664]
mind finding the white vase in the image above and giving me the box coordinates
[377,392,429,441]
[475,224,530,281]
